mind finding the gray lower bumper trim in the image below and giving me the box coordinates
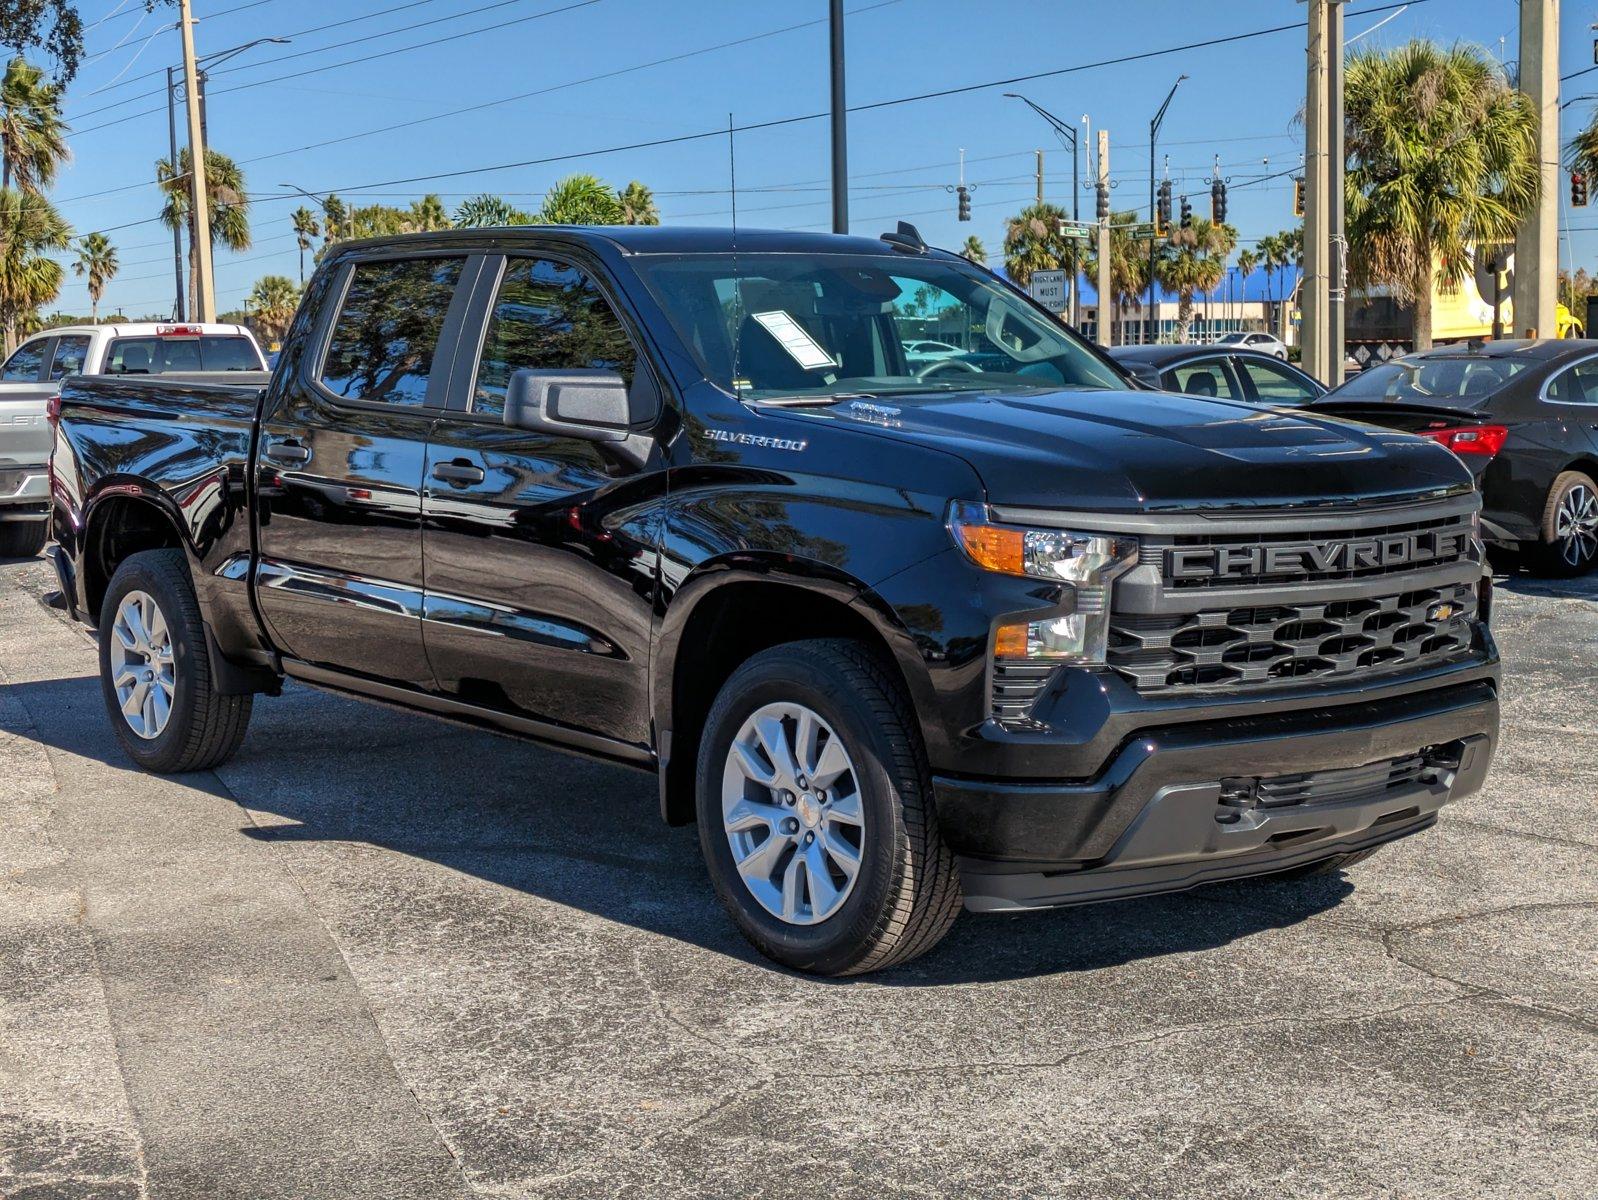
[962,736,1490,912]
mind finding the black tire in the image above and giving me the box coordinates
[98,549,252,773]
[1530,470,1598,577]
[0,520,47,559]
[1271,845,1381,881]
[695,639,961,976]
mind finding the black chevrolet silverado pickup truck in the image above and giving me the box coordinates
[48,225,1500,975]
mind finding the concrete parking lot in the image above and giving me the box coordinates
[1,552,1594,1200]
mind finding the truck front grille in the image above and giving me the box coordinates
[1107,583,1477,695]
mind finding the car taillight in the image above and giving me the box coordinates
[1420,424,1507,457]
[45,395,61,428]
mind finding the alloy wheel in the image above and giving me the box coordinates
[720,701,864,926]
[1555,483,1598,568]
[110,590,176,740]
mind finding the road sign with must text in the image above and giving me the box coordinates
[1029,269,1067,312]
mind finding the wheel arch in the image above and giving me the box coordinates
[653,554,929,827]
[81,485,195,625]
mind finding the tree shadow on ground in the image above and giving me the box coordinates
[6,670,1353,988]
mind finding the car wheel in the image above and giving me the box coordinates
[1532,471,1598,576]
[0,520,47,559]
[695,639,962,976]
[98,548,252,773]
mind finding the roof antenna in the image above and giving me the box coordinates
[728,111,746,399]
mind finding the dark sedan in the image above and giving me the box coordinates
[1308,339,1598,575]
[1108,343,1327,405]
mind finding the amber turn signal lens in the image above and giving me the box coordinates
[994,623,1030,659]
[954,522,1025,575]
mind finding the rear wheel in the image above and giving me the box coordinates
[1531,471,1598,576]
[695,639,961,976]
[0,520,47,559]
[98,549,252,772]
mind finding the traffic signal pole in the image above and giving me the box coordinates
[1097,130,1113,347]
[1328,0,1347,386]
[829,0,849,235]
[1514,0,1559,339]
[177,0,214,322]
[165,66,186,322]
[1303,0,1331,383]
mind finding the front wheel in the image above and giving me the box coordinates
[695,639,961,976]
[98,549,252,772]
[1532,471,1598,576]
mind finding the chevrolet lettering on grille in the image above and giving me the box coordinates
[1166,529,1470,582]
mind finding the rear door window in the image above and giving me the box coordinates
[319,256,466,406]
[1168,358,1242,400]
[1544,358,1598,404]
[1,339,46,381]
[49,335,90,380]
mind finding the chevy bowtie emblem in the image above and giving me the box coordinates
[1428,601,1459,621]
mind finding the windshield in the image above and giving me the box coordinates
[1217,333,1247,344]
[1332,356,1528,403]
[633,252,1128,401]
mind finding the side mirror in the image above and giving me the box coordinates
[503,368,644,440]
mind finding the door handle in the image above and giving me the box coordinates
[431,460,485,486]
[263,439,311,464]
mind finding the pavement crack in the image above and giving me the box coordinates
[1438,814,1598,853]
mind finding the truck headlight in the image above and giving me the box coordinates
[947,501,1137,664]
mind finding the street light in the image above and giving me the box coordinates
[1147,74,1187,346]
[1004,92,1083,326]
[164,37,290,320]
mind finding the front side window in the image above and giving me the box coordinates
[1239,357,1319,405]
[1,339,46,381]
[319,256,465,406]
[471,257,637,418]
[1544,358,1598,404]
[49,335,90,380]
[1168,359,1239,400]
[635,252,1127,402]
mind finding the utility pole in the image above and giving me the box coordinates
[1515,0,1559,339]
[829,0,848,234]
[1147,75,1186,346]
[177,0,214,322]
[1035,149,1045,207]
[1097,129,1113,347]
[1303,0,1331,383]
[1328,0,1347,385]
[164,66,186,321]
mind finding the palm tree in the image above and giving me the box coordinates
[1159,219,1237,342]
[454,194,532,228]
[156,147,250,317]
[405,193,452,233]
[1345,40,1539,350]
[619,180,659,226]
[1235,247,1259,331]
[290,206,319,284]
[1082,209,1150,345]
[246,274,300,347]
[71,230,115,324]
[0,57,67,195]
[0,188,69,351]
[960,235,986,266]
[320,193,348,244]
[1002,201,1071,290]
[539,174,623,224]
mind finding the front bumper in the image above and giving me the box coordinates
[938,677,1498,910]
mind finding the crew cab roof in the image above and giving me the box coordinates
[323,225,950,259]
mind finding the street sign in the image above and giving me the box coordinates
[1057,221,1094,242]
[1127,223,1155,239]
[1029,269,1067,313]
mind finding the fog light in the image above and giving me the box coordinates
[995,613,1092,660]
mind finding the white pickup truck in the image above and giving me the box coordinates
[0,322,267,557]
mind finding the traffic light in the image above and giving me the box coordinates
[1573,171,1589,208]
[1096,180,1110,221]
[1180,195,1192,229]
[1293,176,1306,218]
[956,185,971,221]
[1211,178,1227,224]
[1156,180,1172,235]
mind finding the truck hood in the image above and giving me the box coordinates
[770,387,1473,512]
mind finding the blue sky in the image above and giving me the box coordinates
[41,0,1580,319]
